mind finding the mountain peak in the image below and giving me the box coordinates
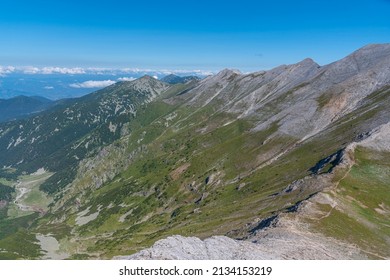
[123,74,170,99]
[130,75,165,86]
[138,75,157,81]
[322,43,390,80]
[297,58,319,67]
[217,68,242,76]
[349,43,390,61]
[357,43,390,52]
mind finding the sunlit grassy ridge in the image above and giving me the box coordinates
[308,148,390,259]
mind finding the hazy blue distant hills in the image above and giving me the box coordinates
[160,74,201,84]
[0,88,36,99]
[0,95,55,122]
[0,71,208,100]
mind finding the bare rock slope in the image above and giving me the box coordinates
[118,232,365,260]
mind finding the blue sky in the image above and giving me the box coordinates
[0,0,389,71]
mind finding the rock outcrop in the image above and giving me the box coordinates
[117,233,365,260]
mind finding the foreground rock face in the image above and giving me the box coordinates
[116,233,365,260]
[117,235,271,260]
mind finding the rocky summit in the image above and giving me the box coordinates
[0,44,389,260]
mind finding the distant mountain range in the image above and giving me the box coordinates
[160,74,201,84]
[0,75,201,123]
[0,95,55,122]
[0,71,208,100]
[0,44,389,260]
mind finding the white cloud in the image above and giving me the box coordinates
[41,67,85,74]
[18,66,85,75]
[21,66,40,74]
[21,66,41,74]
[69,80,116,88]
[109,68,214,76]
[0,66,16,76]
[0,65,214,77]
[44,86,54,90]
[155,69,214,76]
[117,77,136,82]
[152,75,158,79]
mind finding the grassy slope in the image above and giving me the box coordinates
[0,172,53,259]
[51,107,331,257]
[62,87,390,258]
[308,147,390,259]
[2,85,389,259]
